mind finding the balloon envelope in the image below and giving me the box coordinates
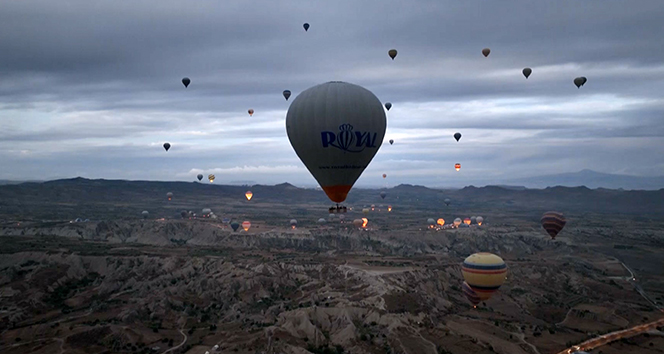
[231,222,240,232]
[353,219,363,227]
[167,192,173,200]
[482,48,491,57]
[455,163,461,171]
[437,218,445,226]
[197,174,203,181]
[462,281,481,306]
[444,198,451,206]
[461,252,507,301]
[574,77,587,88]
[283,90,291,101]
[242,221,251,231]
[380,191,386,199]
[453,218,461,227]
[476,216,483,225]
[522,68,532,78]
[245,191,253,201]
[454,132,461,142]
[285,82,386,203]
[388,49,397,60]
[182,77,190,87]
[248,109,254,116]
[208,174,215,182]
[385,102,392,111]
[389,139,394,145]
[463,218,471,225]
[303,23,309,31]
[163,143,171,151]
[541,211,566,239]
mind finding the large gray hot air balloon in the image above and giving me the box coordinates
[141,210,149,219]
[290,219,297,228]
[318,218,327,224]
[286,81,386,204]
[197,174,203,181]
[167,192,173,201]
[427,218,436,226]
[380,191,386,199]
[522,68,532,79]
[444,198,451,206]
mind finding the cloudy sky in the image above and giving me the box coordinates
[1,0,663,188]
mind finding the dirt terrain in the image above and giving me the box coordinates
[0,179,663,354]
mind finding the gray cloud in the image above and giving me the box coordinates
[1,0,663,187]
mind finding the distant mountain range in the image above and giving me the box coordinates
[502,169,664,190]
[1,169,662,190]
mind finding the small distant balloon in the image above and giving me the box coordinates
[385,102,392,111]
[455,163,461,171]
[482,48,491,57]
[444,198,451,206]
[182,77,190,88]
[388,49,398,60]
[389,139,394,145]
[454,132,461,142]
[245,191,253,201]
[242,221,251,231]
[248,109,254,116]
[283,90,291,101]
[541,211,566,239]
[231,222,240,232]
[141,210,149,219]
[303,23,310,31]
[463,218,471,225]
[167,192,173,201]
[197,174,203,181]
[380,191,386,199]
[574,77,587,88]
[163,143,171,151]
[382,174,387,179]
[522,68,532,79]
[208,174,215,183]
[453,218,461,227]
[476,216,484,225]
[437,218,445,226]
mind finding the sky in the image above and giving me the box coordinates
[1,0,664,188]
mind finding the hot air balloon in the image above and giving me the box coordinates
[482,48,491,57]
[461,252,507,302]
[455,163,461,171]
[388,49,397,60]
[141,210,149,219]
[470,216,477,224]
[202,208,212,217]
[290,219,297,229]
[283,90,291,101]
[208,174,215,183]
[371,204,375,211]
[462,281,481,307]
[182,77,190,88]
[454,132,461,142]
[317,218,327,224]
[163,143,171,151]
[522,68,532,79]
[353,219,363,228]
[197,174,203,181]
[361,218,368,228]
[167,192,173,201]
[303,23,310,31]
[242,221,251,231]
[541,211,566,239]
[181,210,189,219]
[285,81,386,207]
[387,205,392,212]
[385,102,392,111]
[454,218,461,227]
[248,109,254,116]
[380,191,386,199]
[476,216,483,225]
[382,174,387,179]
[338,214,345,221]
[389,139,394,145]
[574,77,587,88]
[463,218,471,225]
[444,198,451,206]
[437,218,445,226]
[245,191,253,201]
[362,208,370,215]
[427,218,436,228]
[231,222,240,232]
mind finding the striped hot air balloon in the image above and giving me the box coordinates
[242,221,251,231]
[462,281,481,306]
[541,211,566,239]
[208,174,215,183]
[461,252,507,302]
